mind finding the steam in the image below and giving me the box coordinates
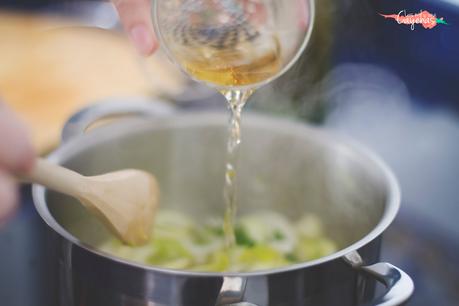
[324,63,411,134]
[247,0,377,120]
[324,63,459,238]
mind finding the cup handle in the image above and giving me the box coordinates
[345,252,414,306]
[61,97,175,143]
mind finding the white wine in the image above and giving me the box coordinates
[221,89,253,247]
[164,23,283,248]
[179,37,282,87]
[163,18,283,88]
[155,0,312,250]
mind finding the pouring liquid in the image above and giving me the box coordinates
[221,89,253,248]
[179,41,281,248]
[181,47,281,248]
[165,15,282,248]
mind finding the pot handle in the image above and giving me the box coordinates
[61,97,175,143]
[215,277,259,306]
[345,252,414,306]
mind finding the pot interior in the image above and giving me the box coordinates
[43,113,390,257]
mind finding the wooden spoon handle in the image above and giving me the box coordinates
[22,158,85,198]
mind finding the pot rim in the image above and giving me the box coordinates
[33,111,400,277]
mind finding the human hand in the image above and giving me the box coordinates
[112,0,158,56]
[0,102,35,224]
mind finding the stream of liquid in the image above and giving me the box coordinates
[179,41,281,248]
[221,89,253,248]
[167,22,282,248]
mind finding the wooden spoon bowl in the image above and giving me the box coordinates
[24,159,159,246]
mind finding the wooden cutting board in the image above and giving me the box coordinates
[0,12,185,154]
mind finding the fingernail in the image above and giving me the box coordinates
[130,24,154,56]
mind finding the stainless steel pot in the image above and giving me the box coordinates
[33,100,414,306]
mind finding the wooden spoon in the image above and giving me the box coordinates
[24,158,159,246]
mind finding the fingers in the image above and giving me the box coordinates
[112,0,158,56]
[0,102,34,224]
[0,102,35,173]
[0,170,17,224]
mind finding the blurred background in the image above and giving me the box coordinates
[0,0,458,305]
